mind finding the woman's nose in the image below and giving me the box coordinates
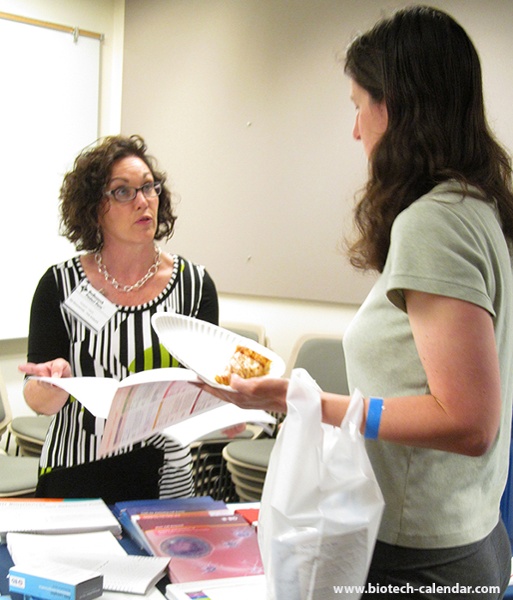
[134,188,149,207]
[353,117,361,141]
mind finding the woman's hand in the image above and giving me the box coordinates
[201,374,290,414]
[19,358,72,415]
[220,423,247,438]
[19,358,72,379]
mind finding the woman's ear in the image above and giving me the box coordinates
[378,100,388,132]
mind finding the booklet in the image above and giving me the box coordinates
[166,575,267,600]
[31,368,274,455]
[0,498,121,540]
[7,530,170,595]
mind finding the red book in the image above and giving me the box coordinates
[234,508,260,527]
[136,512,264,583]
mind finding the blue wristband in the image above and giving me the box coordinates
[364,397,384,439]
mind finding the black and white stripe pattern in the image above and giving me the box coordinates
[36,254,217,499]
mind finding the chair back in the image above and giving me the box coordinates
[186,321,270,500]
[221,322,268,346]
[0,454,39,497]
[9,414,52,456]
[287,333,349,395]
[0,370,12,440]
[224,334,349,502]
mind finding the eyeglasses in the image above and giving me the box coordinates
[104,181,162,204]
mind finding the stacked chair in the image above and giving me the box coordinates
[0,451,40,497]
[189,322,270,501]
[191,426,260,502]
[222,437,274,501]
[0,370,40,496]
[8,413,52,457]
[0,372,11,443]
[223,333,349,501]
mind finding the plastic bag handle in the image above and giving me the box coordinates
[342,389,365,436]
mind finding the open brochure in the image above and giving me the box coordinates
[32,368,275,455]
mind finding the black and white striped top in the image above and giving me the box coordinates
[27,253,219,498]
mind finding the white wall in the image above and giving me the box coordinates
[0,0,125,136]
[0,0,124,416]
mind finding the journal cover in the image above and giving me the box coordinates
[112,496,227,554]
[136,512,264,582]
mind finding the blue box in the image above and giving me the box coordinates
[8,563,103,600]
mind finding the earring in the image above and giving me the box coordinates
[96,225,103,249]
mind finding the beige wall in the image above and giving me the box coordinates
[121,0,513,306]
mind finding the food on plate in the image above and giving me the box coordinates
[215,345,272,385]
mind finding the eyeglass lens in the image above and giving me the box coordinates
[109,182,161,203]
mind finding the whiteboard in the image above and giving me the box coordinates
[0,16,100,339]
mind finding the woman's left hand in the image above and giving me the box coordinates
[201,374,289,414]
[220,423,247,438]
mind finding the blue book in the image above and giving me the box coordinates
[112,496,228,554]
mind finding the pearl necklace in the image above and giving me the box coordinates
[95,246,162,293]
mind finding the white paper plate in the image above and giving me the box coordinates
[151,312,286,388]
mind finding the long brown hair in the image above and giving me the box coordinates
[344,5,513,272]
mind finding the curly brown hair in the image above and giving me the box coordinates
[59,134,177,251]
[344,5,513,272]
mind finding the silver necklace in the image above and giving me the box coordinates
[95,246,162,293]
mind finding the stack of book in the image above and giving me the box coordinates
[4,498,170,595]
[112,496,264,583]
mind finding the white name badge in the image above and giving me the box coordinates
[63,281,117,333]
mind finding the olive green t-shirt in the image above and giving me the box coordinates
[343,181,513,548]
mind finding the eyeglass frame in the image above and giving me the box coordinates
[103,181,162,204]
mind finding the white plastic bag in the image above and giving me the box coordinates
[258,368,384,600]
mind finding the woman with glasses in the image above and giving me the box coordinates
[19,134,219,502]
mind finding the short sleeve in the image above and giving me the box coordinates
[386,198,497,316]
[27,267,70,363]
[196,269,219,325]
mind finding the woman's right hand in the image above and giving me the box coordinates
[19,358,72,379]
[19,359,72,415]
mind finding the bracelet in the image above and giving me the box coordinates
[364,397,384,439]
